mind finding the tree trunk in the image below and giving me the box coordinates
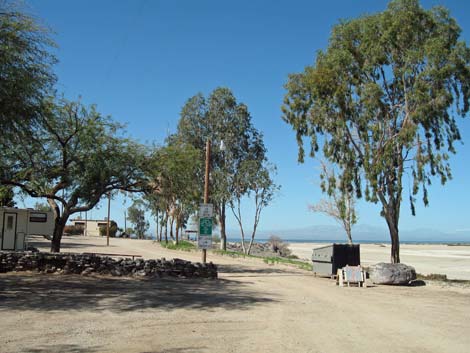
[164,215,168,244]
[219,201,227,251]
[155,211,159,241]
[170,216,175,241]
[51,221,65,252]
[386,215,400,263]
[175,218,180,245]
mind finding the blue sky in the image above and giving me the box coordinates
[21,0,470,238]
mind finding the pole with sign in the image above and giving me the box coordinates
[198,203,213,250]
[200,139,211,263]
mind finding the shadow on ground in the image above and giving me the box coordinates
[218,263,311,277]
[0,272,276,313]
[26,344,101,353]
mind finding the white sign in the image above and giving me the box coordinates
[199,203,213,218]
[198,235,212,249]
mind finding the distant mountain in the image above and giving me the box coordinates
[226,224,470,242]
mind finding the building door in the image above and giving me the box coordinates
[2,213,17,250]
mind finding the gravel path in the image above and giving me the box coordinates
[1,236,469,353]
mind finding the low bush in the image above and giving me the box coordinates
[161,240,196,251]
[63,225,84,236]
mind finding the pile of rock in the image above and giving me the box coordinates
[0,251,217,279]
[227,241,292,258]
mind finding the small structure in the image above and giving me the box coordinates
[312,243,360,277]
[70,219,111,236]
[0,207,54,251]
[337,265,367,287]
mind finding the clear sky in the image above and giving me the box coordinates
[21,0,470,237]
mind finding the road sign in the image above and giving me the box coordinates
[198,235,212,249]
[198,210,213,249]
[199,217,212,235]
[199,203,213,218]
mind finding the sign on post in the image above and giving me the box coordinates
[198,203,213,249]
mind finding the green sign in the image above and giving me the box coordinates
[199,217,212,235]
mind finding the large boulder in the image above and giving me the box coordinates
[369,262,416,285]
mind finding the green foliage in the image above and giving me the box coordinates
[98,220,118,238]
[0,185,15,207]
[34,202,51,211]
[282,0,470,262]
[63,224,84,236]
[176,87,270,248]
[160,240,195,251]
[0,98,148,251]
[127,201,149,239]
[0,2,56,138]
[263,257,312,271]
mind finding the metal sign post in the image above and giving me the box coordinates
[198,204,213,252]
[200,139,211,263]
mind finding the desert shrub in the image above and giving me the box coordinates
[98,220,118,237]
[63,225,84,236]
[267,235,291,257]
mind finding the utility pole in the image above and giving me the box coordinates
[202,139,211,264]
[106,192,111,246]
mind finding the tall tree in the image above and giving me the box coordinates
[229,161,279,254]
[127,201,149,239]
[177,87,266,250]
[0,98,148,251]
[147,141,201,244]
[0,1,56,137]
[282,0,470,263]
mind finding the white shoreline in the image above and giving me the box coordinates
[288,242,470,280]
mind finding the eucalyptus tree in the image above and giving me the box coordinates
[127,201,149,239]
[0,1,56,138]
[282,0,470,263]
[147,141,201,244]
[177,87,266,250]
[229,160,279,254]
[0,98,148,252]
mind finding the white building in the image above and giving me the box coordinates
[70,218,112,237]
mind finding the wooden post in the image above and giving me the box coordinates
[106,192,111,246]
[202,139,211,264]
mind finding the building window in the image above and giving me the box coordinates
[30,212,47,223]
[6,216,14,230]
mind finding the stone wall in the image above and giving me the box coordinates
[0,251,217,279]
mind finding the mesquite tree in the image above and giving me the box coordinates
[0,98,148,252]
[282,0,470,263]
[0,2,56,138]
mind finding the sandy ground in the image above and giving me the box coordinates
[289,242,470,280]
[0,235,469,353]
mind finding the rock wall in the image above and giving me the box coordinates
[0,251,217,279]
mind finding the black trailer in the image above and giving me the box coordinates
[312,243,360,277]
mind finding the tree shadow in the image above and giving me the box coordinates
[26,344,101,353]
[218,264,311,277]
[0,273,276,313]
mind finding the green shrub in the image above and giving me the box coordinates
[63,225,84,236]
[98,220,118,237]
[161,240,196,251]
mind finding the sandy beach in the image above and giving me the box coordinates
[1,235,469,353]
[288,242,470,280]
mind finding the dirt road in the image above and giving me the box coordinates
[1,236,469,353]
